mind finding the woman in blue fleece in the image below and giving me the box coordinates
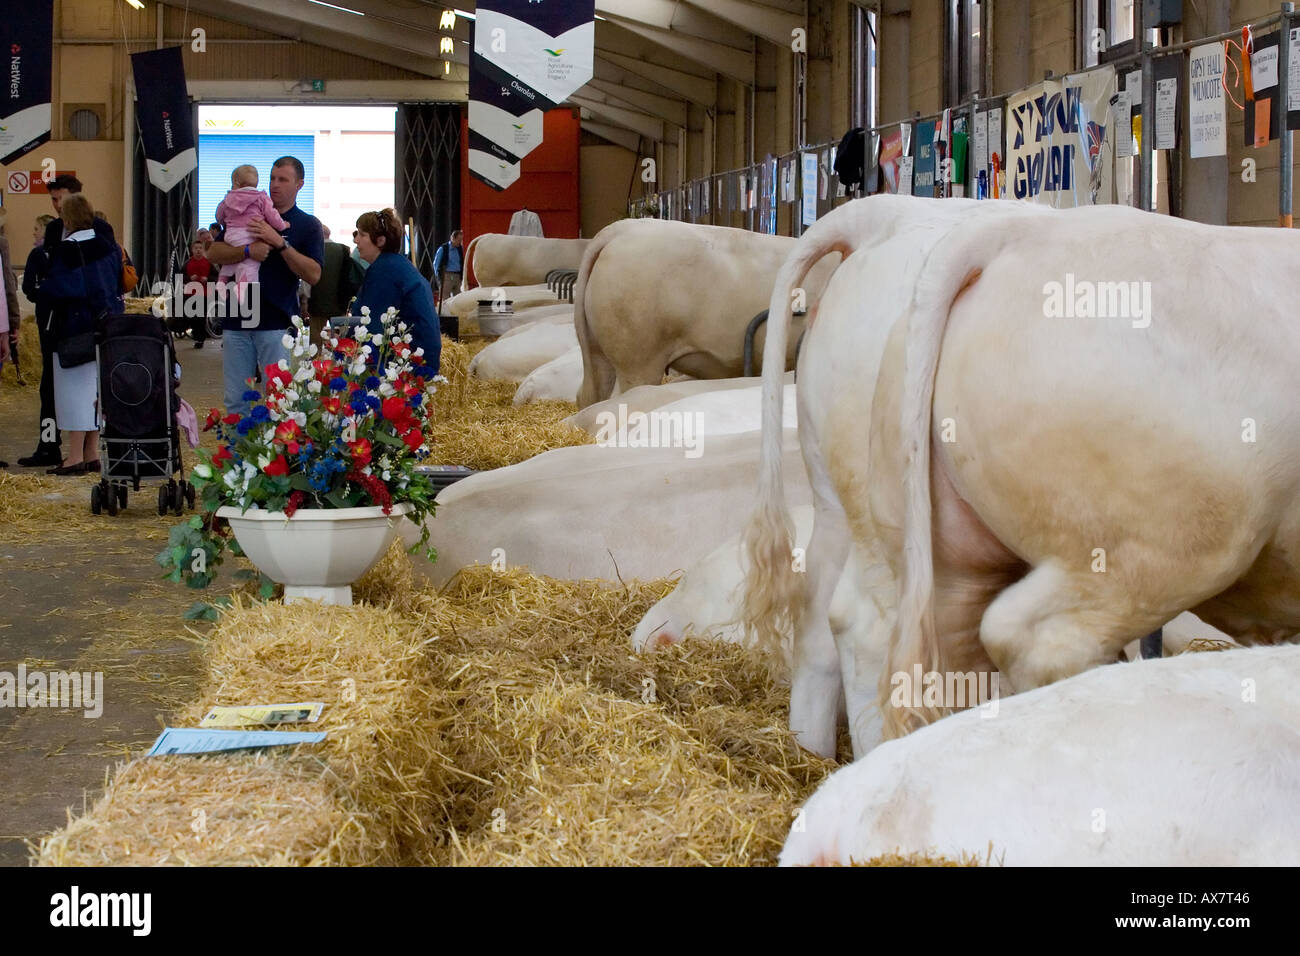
[347,208,440,376]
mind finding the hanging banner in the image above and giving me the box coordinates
[1,0,53,167]
[1188,42,1228,158]
[468,51,544,163]
[468,129,521,191]
[131,47,197,192]
[474,0,594,109]
[1007,67,1116,207]
[912,120,936,197]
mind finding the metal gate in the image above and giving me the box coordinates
[395,103,462,282]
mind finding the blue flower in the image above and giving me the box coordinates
[236,418,256,435]
[250,406,270,422]
[365,376,381,389]
[329,377,348,391]
[349,398,369,416]
[365,395,382,411]
[242,389,261,401]
[407,395,422,408]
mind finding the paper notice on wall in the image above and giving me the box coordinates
[1188,42,1227,158]
[974,110,989,177]
[1291,28,1300,112]
[1126,70,1142,106]
[898,155,914,196]
[1155,77,1177,150]
[987,107,1002,168]
[1113,90,1133,157]
[1253,45,1279,90]
[801,151,818,226]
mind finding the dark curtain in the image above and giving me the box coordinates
[131,99,199,294]
[395,103,462,282]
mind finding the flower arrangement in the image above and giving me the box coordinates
[158,307,443,592]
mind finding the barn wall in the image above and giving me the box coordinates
[581,144,638,238]
[909,0,943,116]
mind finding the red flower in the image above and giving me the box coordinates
[348,437,373,468]
[347,469,392,515]
[264,364,292,389]
[222,413,240,426]
[262,454,289,477]
[212,446,233,469]
[286,440,301,456]
[274,419,300,444]
[401,428,423,452]
[284,490,307,518]
[322,396,342,415]
[381,395,412,425]
[204,408,222,431]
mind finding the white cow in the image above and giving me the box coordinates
[744,194,1300,759]
[513,346,583,405]
[574,220,838,407]
[781,644,1300,866]
[444,283,559,324]
[566,374,793,435]
[402,430,812,588]
[742,195,1047,757]
[468,323,578,382]
[464,234,590,287]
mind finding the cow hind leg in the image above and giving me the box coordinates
[979,560,1158,693]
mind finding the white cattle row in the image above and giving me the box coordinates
[468,322,578,383]
[464,234,590,288]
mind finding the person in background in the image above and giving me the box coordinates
[96,210,138,296]
[432,229,464,313]
[0,208,22,390]
[18,175,115,468]
[38,194,123,474]
[183,239,212,348]
[204,155,323,418]
[348,208,440,376]
[307,224,360,345]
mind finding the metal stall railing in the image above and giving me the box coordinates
[630,4,1296,234]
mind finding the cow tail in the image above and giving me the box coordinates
[741,215,856,661]
[882,226,996,738]
[574,224,622,409]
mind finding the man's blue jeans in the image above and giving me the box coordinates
[223,329,291,417]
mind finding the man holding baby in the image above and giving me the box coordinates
[206,156,324,417]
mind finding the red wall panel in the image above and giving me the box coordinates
[460,107,582,286]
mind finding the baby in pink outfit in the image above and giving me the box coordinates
[214,165,288,293]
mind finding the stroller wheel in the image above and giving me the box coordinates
[157,485,169,516]
[117,485,128,509]
[106,485,119,517]
[171,482,184,516]
[184,482,196,509]
[90,484,103,516]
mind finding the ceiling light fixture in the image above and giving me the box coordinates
[453,9,476,20]
[124,0,145,9]
[307,0,366,16]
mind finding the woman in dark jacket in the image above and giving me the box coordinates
[347,208,440,376]
[35,194,123,474]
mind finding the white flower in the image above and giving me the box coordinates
[386,366,401,381]
[292,315,304,328]
[382,470,391,481]
[223,469,240,489]
[243,462,257,480]
[256,454,272,470]
[193,463,213,479]
[350,361,366,376]
[292,411,307,428]
[278,359,290,370]
[379,382,396,397]
[282,333,294,348]
[360,306,371,316]
[362,466,372,476]
[284,390,300,404]
[362,345,373,355]
[414,347,424,357]
[371,333,384,346]
[307,380,322,394]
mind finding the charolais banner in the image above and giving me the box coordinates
[467,128,521,191]
[468,51,544,164]
[1,0,54,167]
[474,0,594,108]
[131,47,197,192]
[1005,66,1116,207]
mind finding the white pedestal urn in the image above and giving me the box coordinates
[215,503,413,606]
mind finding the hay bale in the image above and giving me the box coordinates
[37,597,446,867]
[417,567,835,866]
[35,753,374,866]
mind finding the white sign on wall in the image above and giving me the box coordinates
[801,152,818,226]
[1187,42,1227,158]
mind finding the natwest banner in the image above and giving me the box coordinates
[1,0,54,167]
[131,47,197,192]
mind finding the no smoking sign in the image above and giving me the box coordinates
[8,171,29,194]
[5,170,71,195]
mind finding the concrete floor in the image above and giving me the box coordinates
[0,331,228,865]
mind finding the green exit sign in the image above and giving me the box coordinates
[309,79,325,92]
